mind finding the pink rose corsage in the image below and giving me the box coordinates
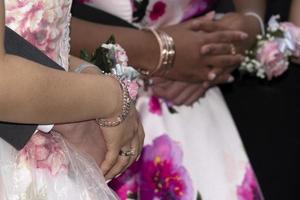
[81,36,141,102]
[240,15,300,80]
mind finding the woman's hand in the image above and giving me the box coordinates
[192,12,261,54]
[100,105,145,180]
[151,77,207,106]
[157,16,246,83]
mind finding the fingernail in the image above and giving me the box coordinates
[227,76,235,83]
[136,154,141,162]
[201,46,210,54]
[106,179,112,183]
[208,72,216,81]
[115,173,122,178]
[240,33,248,39]
[206,11,216,19]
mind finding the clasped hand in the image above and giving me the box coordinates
[152,12,261,105]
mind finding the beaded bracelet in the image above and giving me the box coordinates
[245,12,265,35]
[73,63,132,127]
[96,73,132,127]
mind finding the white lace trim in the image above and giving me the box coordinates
[59,0,72,71]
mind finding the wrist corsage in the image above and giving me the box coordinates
[240,15,300,80]
[81,36,178,114]
[81,36,140,101]
[80,36,140,127]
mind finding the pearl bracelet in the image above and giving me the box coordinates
[245,12,265,35]
[73,63,102,73]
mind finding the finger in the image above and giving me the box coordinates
[151,77,172,86]
[105,148,131,180]
[137,119,145,148]
[191,20,221,32]
[124,135,141,171]
[204,31,248,44]
[208,54,244,70]
[172,84,199,106]
[201,43,233,55]
[184,86,207,106]
[100,147,119,175]
[189,11,215,30]
[212,73,235,85]
[152,82,187,101]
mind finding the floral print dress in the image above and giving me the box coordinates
[0,1,117,199]
[82,0,264,199]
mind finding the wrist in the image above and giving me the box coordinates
[97,74,133,127]
[130,30,160,72]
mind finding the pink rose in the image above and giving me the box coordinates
[257,40,289,80]
[280,22,300,57]
[115,44,128,67]
[127,81,139,100]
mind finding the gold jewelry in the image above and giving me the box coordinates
[141,28,176,76]
[119,149,135,157]
[230,44,237,55]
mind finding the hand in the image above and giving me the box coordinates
[158,15,246,83]
[192,12,261,54]
[54,121,107,167]
[151,77,207,106]
[100,105,145,180]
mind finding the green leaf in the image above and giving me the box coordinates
[80,49,91,62]
[167,106,178,114]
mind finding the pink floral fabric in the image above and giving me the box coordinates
[130,0,217,27]
[5,0,72,70]
[19,132,69,176]
[237,166,263,200]
[109,135,194,200]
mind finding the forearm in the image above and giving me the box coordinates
[0,54,120,124]
[289,0,300,26]
[70,17,159,72]
[233,0,266,19]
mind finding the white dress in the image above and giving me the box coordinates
[0,0,117,199]
[83,0,264,199]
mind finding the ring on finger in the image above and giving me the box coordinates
[230,44,237,55]
[119,149,135,157]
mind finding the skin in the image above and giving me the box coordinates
[70,0,265,106]
[289,0,300,64]
[0,1,144,179]
[70,14,246,83]
[152,0,266,105]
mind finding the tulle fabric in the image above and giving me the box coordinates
[0,131,118,200]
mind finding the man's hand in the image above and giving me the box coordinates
[54,121,107,167]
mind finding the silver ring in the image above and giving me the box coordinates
[119,149,135,157]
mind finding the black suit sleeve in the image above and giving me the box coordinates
[0,27,63,150]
